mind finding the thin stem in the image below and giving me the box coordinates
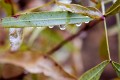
[101,1,111,61]
[47,19,102,55]
[103,18,111,61]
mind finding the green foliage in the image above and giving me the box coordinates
[79,60,110,80]
[112,61,120,77]
[105,0,120,16]
[56,1,103,19]
[0,11,92,27]
[0,0,120,80]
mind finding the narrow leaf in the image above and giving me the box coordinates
[56,2,103,19]
[0,11,92,28]
[0,51,77,80]
[79,60,109,80]
[105,0,120,16]
[112,61,120,77]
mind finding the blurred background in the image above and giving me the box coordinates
[0,0,120,80]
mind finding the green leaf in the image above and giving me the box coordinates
[56,2,103,19]
[0,11,92,28]
[99,36,109,61]
[112,61,120,77]
[105,0,120,16]
[79,60,109,80]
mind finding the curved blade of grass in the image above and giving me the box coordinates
[112,61,120,77]
[79,60,110,80]
[0,51,77,80]
[0,11,92,28]
[56,2,103,19]
[105,0,120,16]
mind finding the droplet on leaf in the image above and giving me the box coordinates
[76,23,82,27]
[9,28,23,52]
[59,25,66,30]
[48,26,54,28]
[85,21,89,23]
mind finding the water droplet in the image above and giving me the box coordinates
[76,23,82,27]
[85,21,89,23]
[49,26,54,28]
[59,25,66,30]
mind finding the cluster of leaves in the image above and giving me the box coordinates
[0,0,120,80]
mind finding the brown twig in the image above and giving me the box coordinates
[47,19,103,55]
[47,24,86,55]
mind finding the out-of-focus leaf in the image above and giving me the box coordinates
[113,77,120,80]
[99,36,109,61]
[41,29,73,52]
[0,51,77,80]
[90,0,98,4]
[112,61,120,77]
[79,60,109,80]
[56,2,103,19]
[2,64,23,79]
[0,11,92,27]
[0,0,13,16]
[105,0,120,16]
[9,28,23,51]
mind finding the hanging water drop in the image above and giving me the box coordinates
[76,23,82,27]
[85,21,89,23]
[49,26,54,28]
[59,25,66,30]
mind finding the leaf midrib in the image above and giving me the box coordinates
[2,17,90,24]
[79,61,108,80]
[89,64,106,80]
[106,3,120,15]
[112,62,120,72]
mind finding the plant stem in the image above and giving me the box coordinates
[101,1,111,61]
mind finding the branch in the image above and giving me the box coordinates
[47,19,103,55]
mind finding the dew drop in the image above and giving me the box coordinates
[85,21,89,23]
[48,26,54,28]
[59,25,66,30]
[76,23,82,27]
